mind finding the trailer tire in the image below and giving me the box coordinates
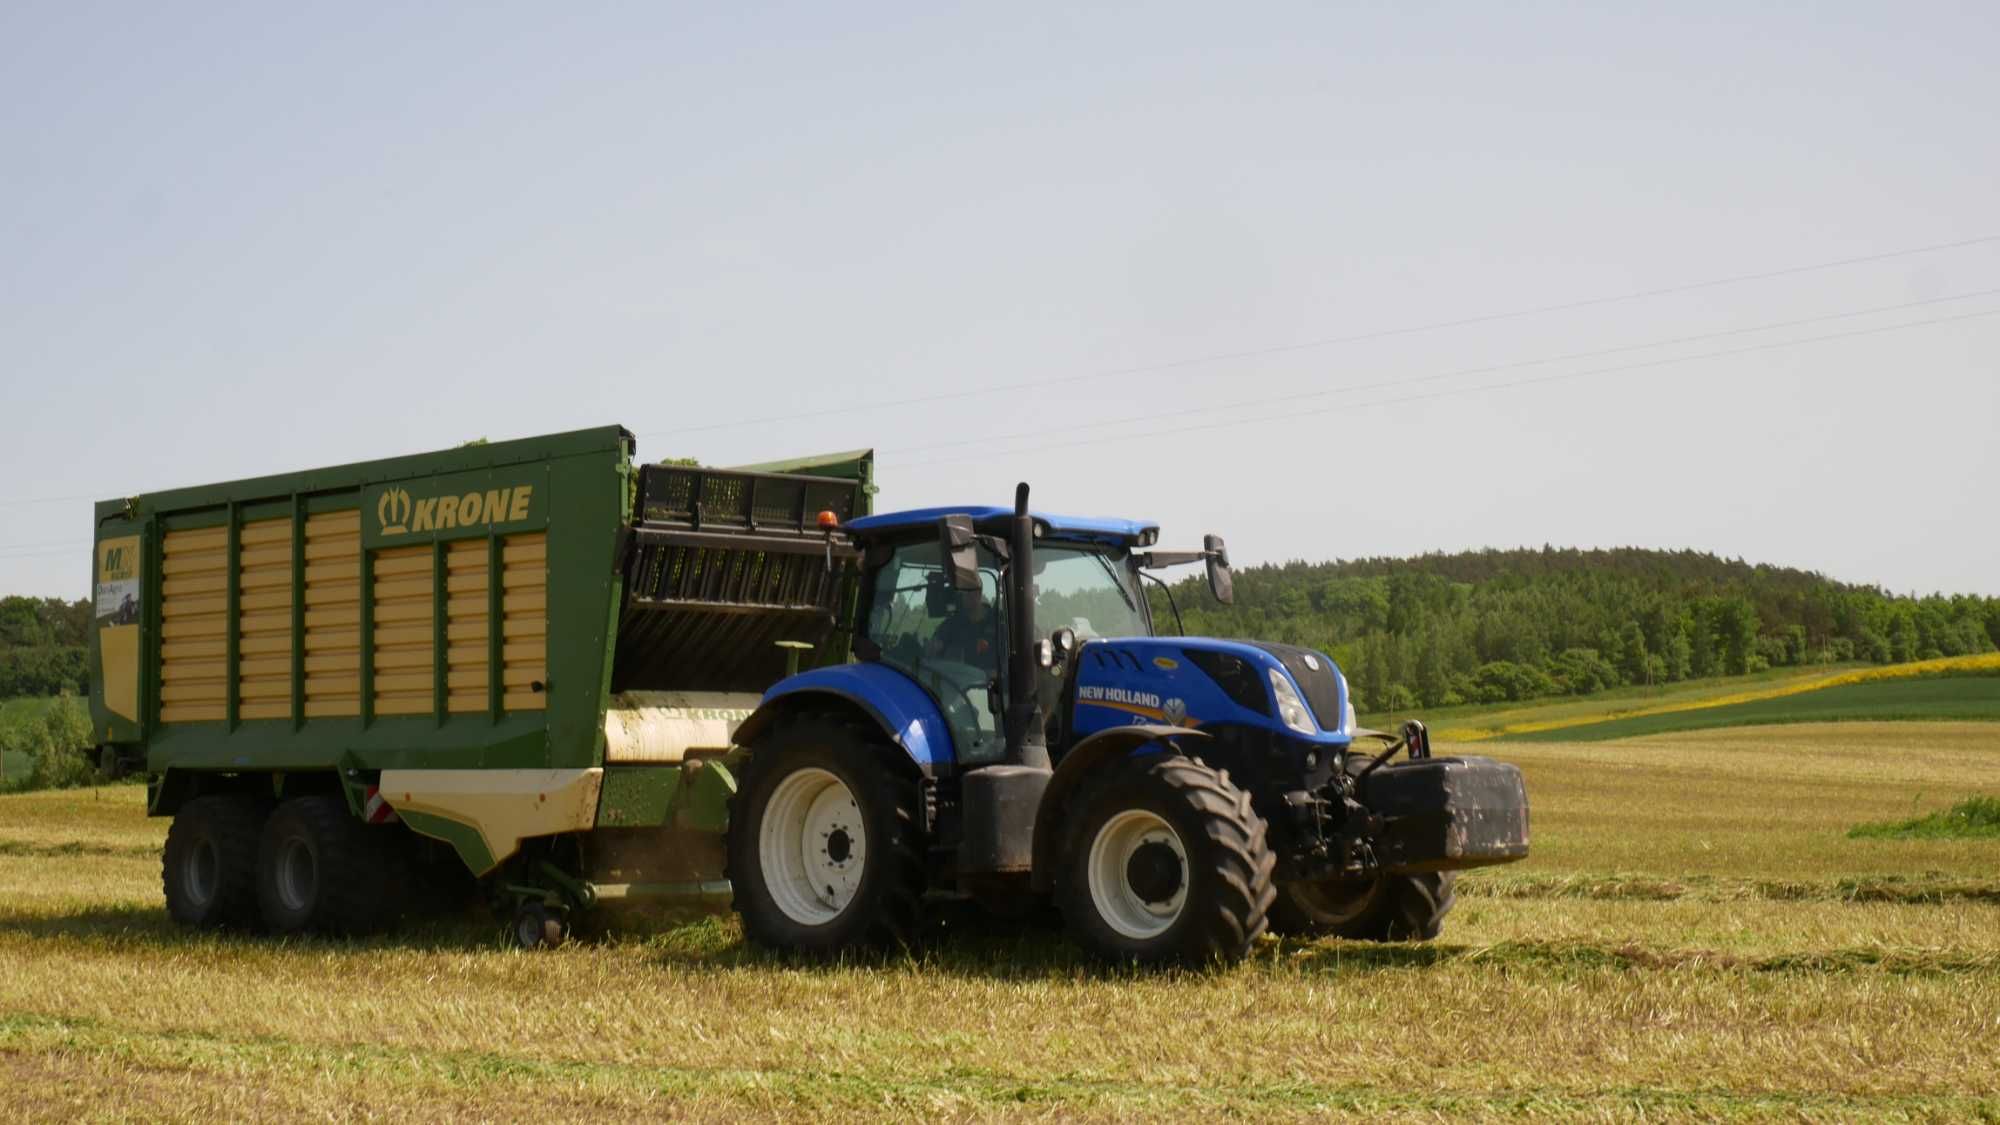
[162,795,268,929]
[512,902,570,949]
[727,715,925,955]
[1271,871,1458,941]
[1059,753,1276,966]
[256,795,401,936]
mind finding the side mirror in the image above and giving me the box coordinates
[939,514,980,591]
[1204,534,1233,605]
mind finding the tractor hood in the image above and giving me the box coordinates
[1069,636,1354,744]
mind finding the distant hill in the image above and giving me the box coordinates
[1153,547,2000,712]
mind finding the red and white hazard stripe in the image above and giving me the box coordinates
[363,785,400,825]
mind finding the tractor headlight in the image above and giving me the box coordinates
[1268,667,1316,735]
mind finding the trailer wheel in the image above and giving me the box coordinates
[162,795,267,929]
[256,795,400,936]
[1059,753,1276,965]
[727,716,925,954]
[1272,872,1458,941]
[512,902,569,949]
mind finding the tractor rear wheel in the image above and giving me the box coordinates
[1270,871,1458,941]
[1059,753,1276,965]
[726,715,926,955]
[255,795,403,935]
[162,794,267,929]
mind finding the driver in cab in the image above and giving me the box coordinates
[928,582,996,667]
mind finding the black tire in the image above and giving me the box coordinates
[512,902,569,949]
[162,795,268,929]
[256,795,403,936]
[1271,871,1458,941]
[1058,753,1277,966]
[726,714,926,955]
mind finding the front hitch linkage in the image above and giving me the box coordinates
[1353,719,1432,784]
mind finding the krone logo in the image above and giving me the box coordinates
[375,482,536,537]
[377,487,413,535]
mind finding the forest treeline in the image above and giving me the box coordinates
[0,596,90,698]
[1151,547,2000,712]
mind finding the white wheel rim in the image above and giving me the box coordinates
[758,767,867,926]
[1086,809,1188,940]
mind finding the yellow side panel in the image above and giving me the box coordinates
[303,511,361,717]
[159,526,228,723]
[237,517,293,722]
[95,535,143,723]
[446,539,490,714]
[372,543,433,717]
[502,532,547,712]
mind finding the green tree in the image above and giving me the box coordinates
[1617,622,1651,685]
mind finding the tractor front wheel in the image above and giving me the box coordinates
[1059,753,1276,965]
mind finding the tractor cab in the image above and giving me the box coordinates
[840,505,1180,768]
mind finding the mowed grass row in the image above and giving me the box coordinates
[1392,653,2000,743]
[1368,663,1862,740]
[2,723,1999,1120]
[1504,675,2000,742]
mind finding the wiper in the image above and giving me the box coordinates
[1095,554,1141,614]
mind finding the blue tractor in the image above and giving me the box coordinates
[725,485,1529,964]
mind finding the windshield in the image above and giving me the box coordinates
[1034,545,1149,640]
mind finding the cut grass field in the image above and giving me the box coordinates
[3,723,1999,1119]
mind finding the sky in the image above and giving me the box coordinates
[3,1,1997,599]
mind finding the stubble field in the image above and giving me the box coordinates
[2,722,1998,1121]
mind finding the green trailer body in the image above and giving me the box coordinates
[89,426,871,919]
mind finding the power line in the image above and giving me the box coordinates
[0,543,89,561]
[6,309,1994,564]
[636,232,2000,440]
[0,536,94,553]
[887,286,2000,457]
[0,492,100,511]
[4,299,1994,556]
[896,305,2000,467]
[4,233,1994,518]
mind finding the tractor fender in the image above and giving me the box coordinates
[732,663,954,772]
[1029,724,1210,892]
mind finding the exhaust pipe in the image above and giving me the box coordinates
[1004,482,1049,770]
[959,482,1053,880]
